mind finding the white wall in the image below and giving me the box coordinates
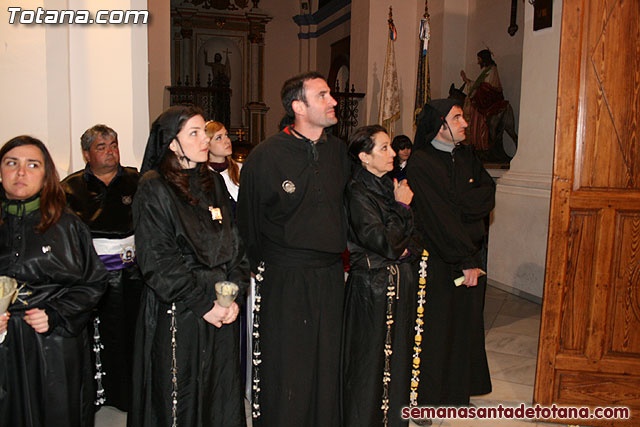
[0,0,150,176]
[148,0,171,125]
[487,0,563,300]
[261,0,302,135]
[1,1,50,148]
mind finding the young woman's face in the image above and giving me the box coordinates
[170,115,210,168]
[397,147,412,162]
[1,144,46,200]
[208,126,232,163]
[360,131,395,177]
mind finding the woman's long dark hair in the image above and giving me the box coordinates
[158,108,215,206]
[391,134,412,169]
[0,135,66,232]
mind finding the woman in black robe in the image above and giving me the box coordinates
[342,125,421,427]
[129,106,249,427]
[0,136,108,427]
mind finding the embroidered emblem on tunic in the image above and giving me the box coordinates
[122,196,132,205]
[41,245,51,254]
[120,245,135,263]
[282,180,296,194]
[209,206,223,222]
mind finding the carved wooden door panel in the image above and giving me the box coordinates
[534,0,640,425]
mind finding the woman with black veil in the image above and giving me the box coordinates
[129,105,249,427]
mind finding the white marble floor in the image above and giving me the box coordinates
[407,286,571,427]
[97,286,572,427]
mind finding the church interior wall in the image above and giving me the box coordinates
[487,0,563,300]
[148,0,171,126]
[350,0,424,137]
[439,0,469,100]
[1,0,50,157]
[315,17,350,88]
[348,0,370,129]
[423,0,444,99]
[261,0,302,135]
[1,0,150,177]
[1,0,560,303]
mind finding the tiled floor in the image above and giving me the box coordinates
[406,286,563,427]
[96,286,568,427]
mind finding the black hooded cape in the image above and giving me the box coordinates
[405,100,495,405]
[128,106,249,427]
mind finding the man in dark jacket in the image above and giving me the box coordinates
[406,99,495,413]
[237,72,351,427]
[61,124,143,412]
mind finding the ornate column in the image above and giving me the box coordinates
[172,28,182,84]
[181,27,193,85]
[245,11,271,145]
[174,7,197,85]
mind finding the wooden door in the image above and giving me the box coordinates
[534,0,640,426]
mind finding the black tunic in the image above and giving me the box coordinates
[62,164,143,411]
[342,166,421,427]
[0,203,108,427]
[237,127,351,427]
[62,164,139,240]
[129,169,249,427]
[405,141,495,406]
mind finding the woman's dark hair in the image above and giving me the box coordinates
[391,135,412,169]
[158,107,215,206]
[477,49,496,67]
[347,124,387,163]
[391,135,412,152]
[0,135,66,232]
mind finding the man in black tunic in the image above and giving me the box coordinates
[237,72,350,427]
[406,99,495,410]
[61,124,143,412]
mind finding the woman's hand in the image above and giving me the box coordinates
[394,179,414,205]
[203,301,239,328]
[24,308,49,333]
[0,312,10,334]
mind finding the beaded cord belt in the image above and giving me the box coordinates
[251,262,265,419]
[168,303,178,427]
[93,316,106,406]
[381,264,399,426]
[409,250,429,407]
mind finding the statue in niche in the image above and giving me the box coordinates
[204,49,231,88]
[457,49,518,165]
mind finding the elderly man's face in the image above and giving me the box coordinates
[84,135,120,172]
